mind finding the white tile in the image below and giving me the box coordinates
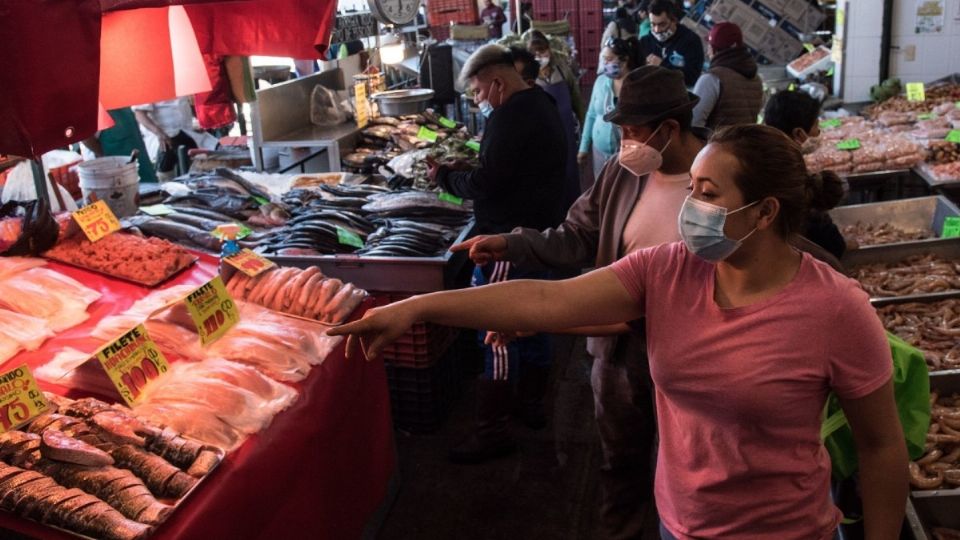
[843,76,876,102]
[847,0,885,39]
[845,37,882,78]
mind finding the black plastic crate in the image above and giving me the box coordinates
[385,342,461,433]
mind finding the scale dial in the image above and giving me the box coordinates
[368,0,422,25]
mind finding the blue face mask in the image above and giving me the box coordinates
[603,62,622,79]
[479,101,494,118]
[678,196,759,262]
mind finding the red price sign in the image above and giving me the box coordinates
[72,200,121,242]
[95,324,170,406]
[224,248,276,277]
[0,365,50,432]
[185,276,239,346]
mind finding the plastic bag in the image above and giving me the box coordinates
[822,332,931,480]
[0,151,80,213]
[310,84,347,126]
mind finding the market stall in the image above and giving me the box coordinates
[0,243,395,538]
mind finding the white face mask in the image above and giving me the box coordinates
[678,196,760,262]
[652,27,675,42]
[536,55,550,67]
[619,123,670,176]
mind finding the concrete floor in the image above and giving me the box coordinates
[377,335,607,540]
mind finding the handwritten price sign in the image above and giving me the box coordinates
[224,249,276,277]
[72,200,121,242]
[185,276,239,346]
[0,365,49,432]
[95,324,170,406]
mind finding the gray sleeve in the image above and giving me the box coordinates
[691,74,720,128]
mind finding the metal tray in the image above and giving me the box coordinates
[0,427,225,540]
[843,238,960,270]
[907,370,960,539]
[915,163,960,189]
[830,196,960,253]
[266,220,475,293]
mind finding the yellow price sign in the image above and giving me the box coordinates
[95,324,170,406]
[0,365,49,433]
[72,200,121,243]
[224,248,276,277]
[185,276,239,346]
[354,82,370,128]
[906,82,926,102]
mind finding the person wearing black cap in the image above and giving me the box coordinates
[427,43,567,464]
[451,65,708,538]
[639,0,704,88]
[691,21,763,129]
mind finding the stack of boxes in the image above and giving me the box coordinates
[426,0,480,42]
[528,0,605,103]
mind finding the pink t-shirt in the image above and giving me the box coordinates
[610,242,892,540]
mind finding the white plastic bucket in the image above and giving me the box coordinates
[77,156,140,217]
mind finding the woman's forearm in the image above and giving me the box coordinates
[857,443,908,540]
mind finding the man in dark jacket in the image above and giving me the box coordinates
[691,22,764,129]
[428,44,567,464]
[639,0,704,87]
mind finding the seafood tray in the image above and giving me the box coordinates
[907,371,960,540]
[45,252,199,289]
[915,163,960,189]
[267,219,475,293]
[830,196,960,252]
[873,292,960,372]
[845,241,960,303]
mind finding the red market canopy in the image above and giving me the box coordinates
[0,0,337,158]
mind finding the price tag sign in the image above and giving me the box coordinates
[211,223,252,240]
[417,125,438,142]
[836,139,861,151]
[803,43,815,53]
[788,83,796,91]
[946,130,960,143]
[438,192,464,205]
[140,204,175,216]
[917,113,935,120]
[0,365,49,433]
[94,325,170,406]
[826,65,835,77]
[956,101,960,109]
[820,118,842,129]
[906,82,926,102]
[336,226,365,248]
[72,200,121,242]
[438,116,457,129]
[185,277,239,346]
[224,248,276,277]
[465,140,481,152]
[942,217,960,238]
[354,83,369,128]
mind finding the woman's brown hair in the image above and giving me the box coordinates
[710,124,845,236]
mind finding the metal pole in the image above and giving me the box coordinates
[515,0,522,35]
[30,159,50,206]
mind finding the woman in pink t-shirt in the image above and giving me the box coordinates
[330,125,908,539]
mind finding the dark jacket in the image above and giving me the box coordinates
[702,46,763,129]
[639,24,704,87]
[438,87,567,234]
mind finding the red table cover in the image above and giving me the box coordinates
[0,254,396,539]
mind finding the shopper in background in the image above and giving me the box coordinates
[426,44,567,464]
[133,98,197,180]
[639,0,703,88]
[527,30,584,124]
[763,90,849,260]
[635,0,651,37]
[510,46,540,87]
[580,39,642,182]
[332,125,908,540]
[598,7,642,73]
[481,0,507,39]
[453,66,707,539]
[691,22,763,129]
[526,30,583,209]
[81,107,158,183]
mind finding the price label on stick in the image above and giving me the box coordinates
[94,325,170,406]
[465,140,481,152]
[417,125,438,142]
[185,276,239,346]
[906,82,926,102]
[942,217,960,238]
[354,83,369,128]
[336,226,365,248]
[224,248,276,277]
[72,200,121,242]
[946,130,960,144]
[438,116,457,129]
[140,204,175,216]
[820,118,842,129]
[438,192,463,205]
[0,365,49,433]
[836,139,861,151]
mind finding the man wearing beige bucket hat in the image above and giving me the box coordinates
[452,65,709,538]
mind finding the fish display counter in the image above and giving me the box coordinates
[0,252,395,539]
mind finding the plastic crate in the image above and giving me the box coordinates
[370,292,461,368]
[429,25,451,41]
[534,9,556,22]
[386,344,461,434]
[428,0,479,26]
[579,27,602,50]
[531,0,554,10]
